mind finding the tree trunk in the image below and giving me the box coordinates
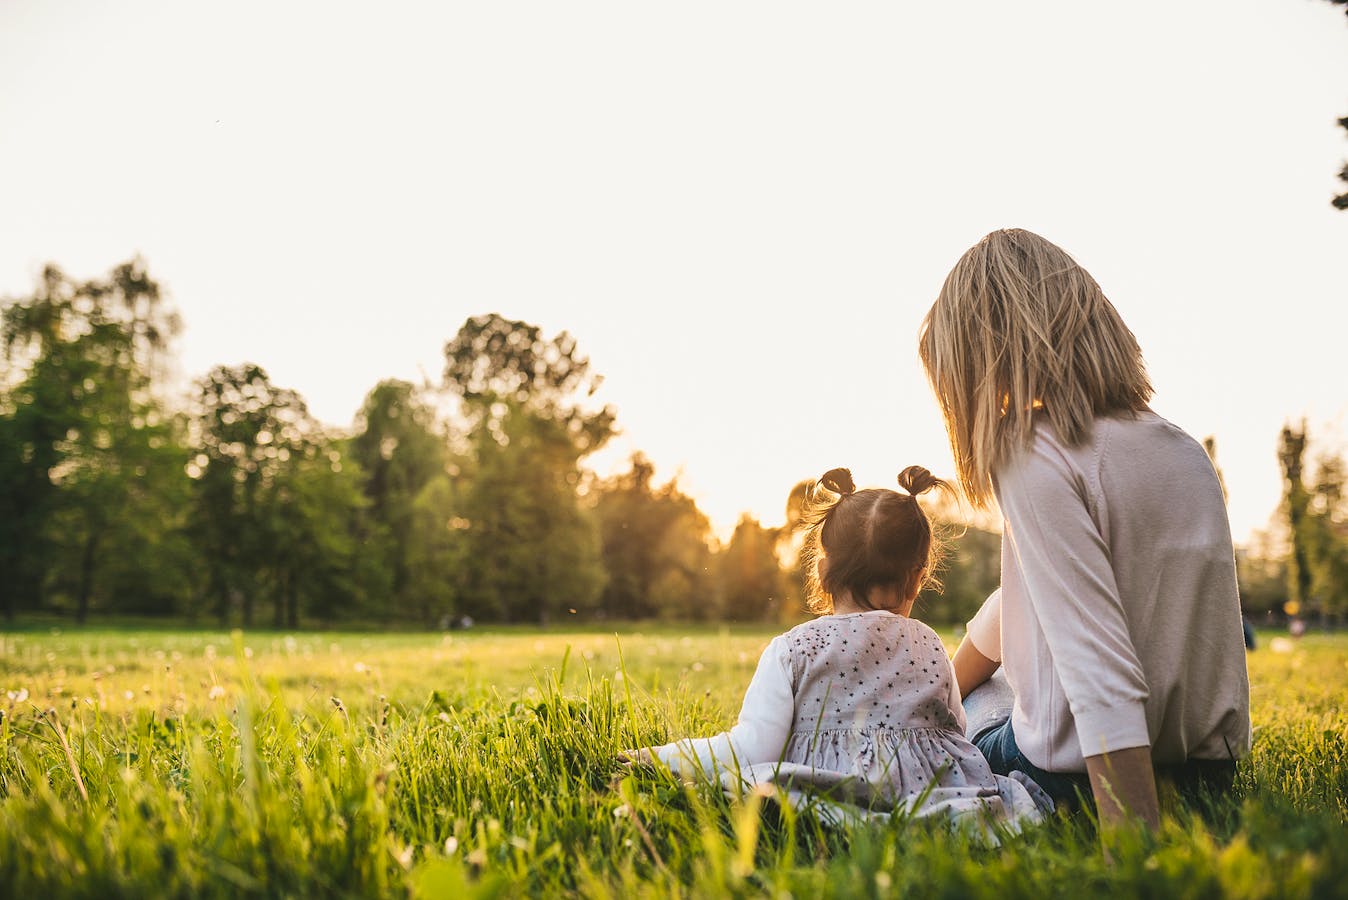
[273,572,285,629]
[76,530,100,626]
[1280,425,1313,608]
[286,575,299,630]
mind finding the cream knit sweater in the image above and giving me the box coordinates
[966,409,1252,773]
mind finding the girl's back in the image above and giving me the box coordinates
[637,466,1051,833]
[785,611,960,738]
[778,611,1020,813]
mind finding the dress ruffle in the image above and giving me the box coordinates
[723,725,1052,839]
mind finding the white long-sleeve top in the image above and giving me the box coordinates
[649,612,1051,828]
[652,634,797,772]
[966,409,1252,772]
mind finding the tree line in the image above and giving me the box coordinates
[0,259,933,628]
[2,259,1333,630]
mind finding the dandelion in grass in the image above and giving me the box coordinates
[613,804,630,819]
[208,685,225,700]
[123,691,134,701]
[443,836,459,855]
[6,688,28,704]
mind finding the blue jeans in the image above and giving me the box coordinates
[964,671,1236,808]
[973,716,1093,805]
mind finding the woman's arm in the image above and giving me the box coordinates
[952,634,1000,700]
[997,439,1158,825]
[1085,747,1161,830]
[954,589,1002,698]
[644,636,795,778]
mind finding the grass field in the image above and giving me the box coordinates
[1,624,1346,898]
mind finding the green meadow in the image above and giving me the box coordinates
[1,625,1345,899]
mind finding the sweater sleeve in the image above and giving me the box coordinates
[996,436,1151,758]
[966,588,1003,663]
[652,635,794,777]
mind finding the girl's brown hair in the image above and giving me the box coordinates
[801,466,948,614]
[918,228,1152,508]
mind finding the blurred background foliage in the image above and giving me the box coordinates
[1,260,1343,630]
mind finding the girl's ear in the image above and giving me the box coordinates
[816,555,830,583]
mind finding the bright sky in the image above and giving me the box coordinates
[2,1,1346,544]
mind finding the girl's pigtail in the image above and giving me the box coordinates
[897,465,945,497]
[819,468,856,497]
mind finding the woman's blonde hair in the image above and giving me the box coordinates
[918,229,1152,508]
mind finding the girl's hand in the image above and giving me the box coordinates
[616,747,656,767]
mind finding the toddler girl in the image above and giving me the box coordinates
[630,467,1050,831]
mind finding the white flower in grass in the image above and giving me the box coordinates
[437,712,451,723]
[123,691,134,701]
[613,804,630,819]
[444,836,459,855]
[208,685,226,700]
[353,661,368,674]
[6,688,28,703]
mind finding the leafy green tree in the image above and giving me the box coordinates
[0,260,186,622]
[1276,423,1348,624]
[917,523,1000,627]
[444,314,614,623]
[592,454,715,619]
[190,364,311,626]
[1235,531,1288,618]
[1278,423,1313,611]
[1304,453,1348,621]
[401,474,463,626]
[716,514,790,623]
[268,436,371,628]
[349,380,458,624]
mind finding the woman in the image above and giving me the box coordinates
[918,229,1251,828]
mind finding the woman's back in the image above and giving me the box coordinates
[975,409,1252,772]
